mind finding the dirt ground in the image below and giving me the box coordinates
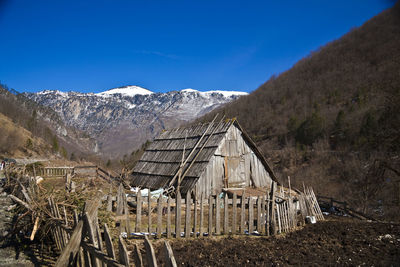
[154,216,400,266]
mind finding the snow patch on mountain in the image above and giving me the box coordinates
[181,88,248,98]
[97,86,153,97]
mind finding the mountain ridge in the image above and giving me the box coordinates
[25,86,248,157]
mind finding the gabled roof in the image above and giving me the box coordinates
[131,119,278,194]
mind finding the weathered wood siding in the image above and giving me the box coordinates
[195,125,273,198]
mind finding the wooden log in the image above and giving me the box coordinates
[103,224,115,259]
[133,244,143,267]
[232,193,237,234]
[9,194,32,211]
[256,196,262,233]
[185,192,191,238]
[240,194,246,234]
[167,197,172,238]
[30,217,39,241]
[157,196,163,236]
[175,191,181,238]
[248,196,254,233]
[144,236,158,267]
[208,195,213,235]
[148,191,152,233]
[118,236,130,267]
[199,193,204,237]
[164,241,177,267]
[215,195,220,235]
[136,190,142,232]
[223,193,229,234]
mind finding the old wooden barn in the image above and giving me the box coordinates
[130,119,279,198]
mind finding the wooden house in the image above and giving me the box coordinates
[130,119,279,198]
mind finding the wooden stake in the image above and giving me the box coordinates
[175,191,181,238]
[232,193,237,234]
[185,192,191,238]
[136,190,142,233]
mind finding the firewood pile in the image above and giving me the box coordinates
[1,165,114,259]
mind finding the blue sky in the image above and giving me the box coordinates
[0,0,394,93]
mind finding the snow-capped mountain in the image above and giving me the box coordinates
[24,86,247,157]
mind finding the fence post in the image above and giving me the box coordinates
[266,192,270,235]
[257,196,262,233]
[270,182,277,235]
[232,193,237,234]
[240,194,246,234]
[249,196,254,233]
[223,193,229,234]
[116,184,124,216]
[118,235,130,267]
[175,191,181,238]
[208,195,213,235]
[167,197,172,238]
[107,194,112,212]
[193,193,198,237]
[144,236,157,267]
[148,191,152,233]
[185,192,191,238]
[164,241,177,267]
[199,193,204,237]
[136,190,142,233]
[103,224,115,259]
[215,194,221,235]
[124,194,131,235]
[83,212,100,267]
[157,195,163,237]
[133,244,143,267]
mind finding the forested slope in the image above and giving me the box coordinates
[201,3,400,219]
[0,84,96,160]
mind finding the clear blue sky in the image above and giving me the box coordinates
[0,0,395,93]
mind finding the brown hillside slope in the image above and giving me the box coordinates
[0,113,49,158]
[200,3,400,219]
[0,84,96,160]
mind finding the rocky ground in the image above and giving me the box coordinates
[155,217,400,266]
[0,170,35,266]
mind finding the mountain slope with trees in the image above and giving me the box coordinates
[0,84,96,160]
[200,3,400,219]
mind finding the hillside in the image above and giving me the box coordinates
[200,3,400,219]
[0,84,96,160]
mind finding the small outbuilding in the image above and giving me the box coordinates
[131,119,279,198]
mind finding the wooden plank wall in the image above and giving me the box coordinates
[195,125,274,199]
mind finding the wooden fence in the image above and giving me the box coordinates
[39,166,122,184]
[39,167,74,177]
[112,182,324,239]
[317,195,376,221]
[53,199,177,267]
